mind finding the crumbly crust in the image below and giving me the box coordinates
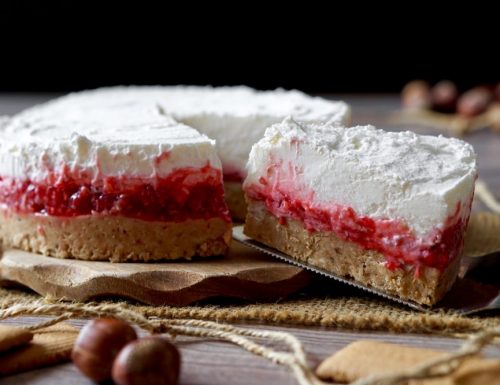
[0,211,231,262]
[244,199,460,305]
[224,181,247,222]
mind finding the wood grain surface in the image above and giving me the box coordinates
[1,94,499,385]
[0,244,310,305]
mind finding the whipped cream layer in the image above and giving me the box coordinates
[9,86,349,180]
[162,86,350,178]
[0,91,221,181]
[1,87,350,181]
[245,118,477,240]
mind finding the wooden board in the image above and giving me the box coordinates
[0,243,310,305]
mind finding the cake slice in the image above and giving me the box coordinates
[243,118,477,305]
[0,92,231,262]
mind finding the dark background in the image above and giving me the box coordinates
[1,2,497,94]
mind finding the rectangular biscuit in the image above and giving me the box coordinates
[0,323,78,376]
[316,340,500,385]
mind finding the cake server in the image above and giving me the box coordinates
[233,225,499,315]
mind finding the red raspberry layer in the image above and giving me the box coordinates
[245,176,470,272]
[0,164,230,223]
[222,170,245,183]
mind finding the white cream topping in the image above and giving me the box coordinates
[0,93,221,181]
[245,118,477,237]
[158,86,350,176]
[0,86,351,181]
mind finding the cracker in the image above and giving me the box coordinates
[464,212,500,257]
[316,340,444,382]
[316,340,500,385]
[0,324,33,353]
[0,323,78,376]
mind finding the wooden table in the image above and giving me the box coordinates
[1,94,499,385]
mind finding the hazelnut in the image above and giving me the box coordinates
[430,80,458,113]
[401,80,431,110]
[112,336,181,385]
[457,86,494,117]
[72,318,137,382]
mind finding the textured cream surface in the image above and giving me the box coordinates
[245,118,477,237]
[0,86,350,181]
[163,86,350,174]
[0,90,220,181]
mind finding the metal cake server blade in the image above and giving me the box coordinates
[233,225,428,312]
[232,225,499,314]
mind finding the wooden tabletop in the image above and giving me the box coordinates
[1,94,499,385]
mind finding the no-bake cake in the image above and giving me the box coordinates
[243,118,477,305]
[0,87,350,261]
[0,94,231,261]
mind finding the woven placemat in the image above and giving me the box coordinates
[1,285,498,335]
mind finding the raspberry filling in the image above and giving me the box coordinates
[222,169,245,183]
[0,164,230,223]
[245,175,470,272]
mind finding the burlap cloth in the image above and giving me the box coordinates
[1,282,498,335]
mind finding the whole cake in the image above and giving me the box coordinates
[0,87,350,261]
[243,118,477,305]
[0,93,232,261]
